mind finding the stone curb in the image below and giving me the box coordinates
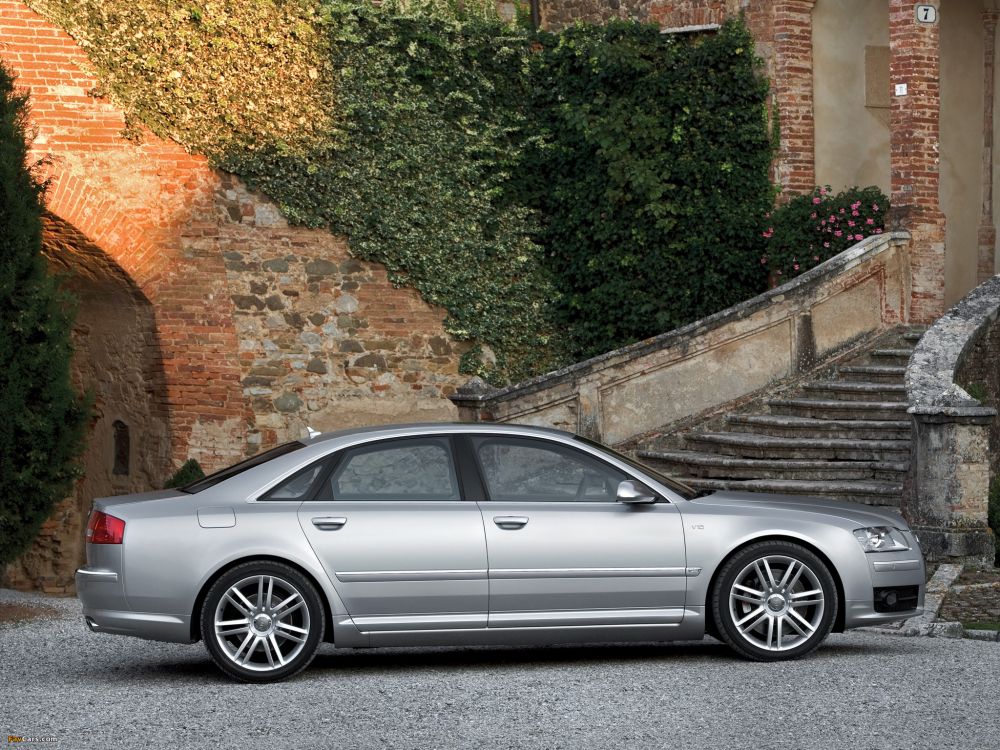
[858,564,1000,643]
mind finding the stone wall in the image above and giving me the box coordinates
[453,232,912,446]
[215,175,464,453]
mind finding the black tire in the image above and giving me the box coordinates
[711,540,838,662]
[201,560,324,683]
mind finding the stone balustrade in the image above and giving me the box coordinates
[452,231,912,446]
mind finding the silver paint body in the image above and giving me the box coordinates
[76,423,925,648]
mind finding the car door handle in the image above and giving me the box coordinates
[311,517,347,531]
[493,516,529,530]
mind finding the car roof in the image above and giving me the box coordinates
[305,422,577,445]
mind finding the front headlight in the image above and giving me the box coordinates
[853,526,910,553]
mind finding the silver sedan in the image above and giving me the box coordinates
[76,423,925,682]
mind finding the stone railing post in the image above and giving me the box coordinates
[904,275,1000,564]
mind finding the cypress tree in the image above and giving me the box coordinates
[0,61,88,566]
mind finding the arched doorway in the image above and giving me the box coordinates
[2,215,171,592]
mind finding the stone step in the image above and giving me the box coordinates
[638,449,908,481]
[870,348,914,362]
[837,364,907,383]
[767,398,909,421]
[682,432,911,461]
[724,413,911,439]
[674,477,903,506]
[901,331,925,342]
[800,381,908,402]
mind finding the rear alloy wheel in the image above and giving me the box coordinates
[712,541,837,661]
[201,561,324,682]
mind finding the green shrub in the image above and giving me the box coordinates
[164,459,205,489]
[516,20,773,360]
[761,185,889,282]
[0,62,89,565]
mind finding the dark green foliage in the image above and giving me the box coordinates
[762,185,889,282]
[164,459,205,489]
[513,20,774,360]
[0,62,88,565]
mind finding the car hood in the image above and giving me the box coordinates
[691,491,908,529]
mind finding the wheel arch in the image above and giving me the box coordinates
[702,534,847,637]
[190,554,335,643]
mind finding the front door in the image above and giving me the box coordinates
[298,436,488,632]
[466,435,687,628]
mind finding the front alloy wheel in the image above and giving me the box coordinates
[712,541,837,661]
[201,561,323,682]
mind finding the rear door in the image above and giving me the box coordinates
[466,434,687,628]
[297,435,488,632]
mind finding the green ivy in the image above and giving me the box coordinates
[512,21,773,359]
[27,1,775,382]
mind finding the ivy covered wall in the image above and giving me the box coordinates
[26,0,773,383]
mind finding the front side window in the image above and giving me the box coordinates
[320,437,460,502]
[473,437,627,503]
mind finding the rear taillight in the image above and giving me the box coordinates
[86,510,125,544]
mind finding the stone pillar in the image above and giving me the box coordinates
[773,0,817,195]
[909,405,996,564]
[888,0,946,324]
[979,8,999,284]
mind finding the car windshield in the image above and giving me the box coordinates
[180,441,307,494]
[573,435,700,500]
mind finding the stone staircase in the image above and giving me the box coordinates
[636,327,925,507]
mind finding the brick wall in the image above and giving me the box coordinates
[0,1,465,590]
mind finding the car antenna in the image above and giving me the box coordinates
[305,426,321,439]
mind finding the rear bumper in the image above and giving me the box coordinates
[76,567,194,644]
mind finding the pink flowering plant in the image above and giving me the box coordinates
[759,185,889,283]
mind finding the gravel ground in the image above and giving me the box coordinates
[2,588,999,750]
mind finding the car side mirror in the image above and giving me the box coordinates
[616,480,657,504]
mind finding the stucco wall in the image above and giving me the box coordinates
[812,0,890,195]
[940,0,987,307]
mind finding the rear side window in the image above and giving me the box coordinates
[181,442,306,494]
[318,437,460,502]
[258,460,328,502]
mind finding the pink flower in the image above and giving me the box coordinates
[819,187,828,195]
[834,230,843,237]
[866,217,874,225]
[872,203,880,211]
[760,256,768,265]
[839,208,845,214]
[848,220,855,227]
[851,210,859,217]
[793,264,800,271]
[810,212,817,219]
[874,228,882,234]
[813,255,820,261]
[812,197,821,204]
[855,234,864,241]
[823,242,830,248]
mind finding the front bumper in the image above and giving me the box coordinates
[842,540,926,629]
[76,566,193,644]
